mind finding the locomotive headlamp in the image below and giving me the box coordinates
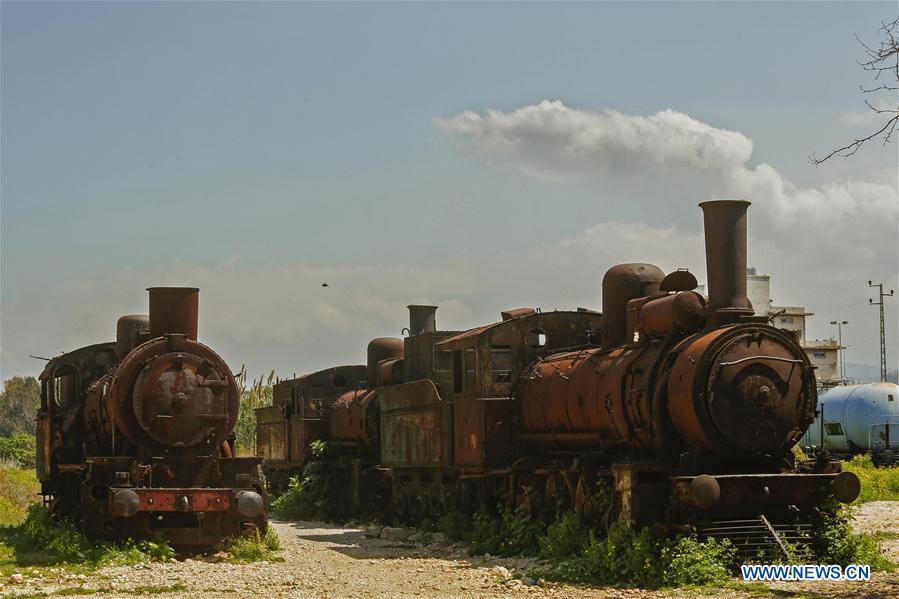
[830,471,861,504]
[112,489,140,517]
[689,475,720,509]
[237,491,264,518]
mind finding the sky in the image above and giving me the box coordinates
[2,1,897,382]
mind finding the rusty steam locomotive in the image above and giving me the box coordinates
[37,288,266,547]
[257,200,860,552]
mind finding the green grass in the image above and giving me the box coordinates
[1,503,175,574]
[842,454,899,503]
[0,467,40,527]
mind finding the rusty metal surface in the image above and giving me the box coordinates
[699,200,754,318]
[117,488,234,512]
[367,338,404,387]
[328,388,378,448]
[147,287,199,340]
[407,305,438,336]
[636,291,705,337]
[668,325,815,457]
[379,379,449,467]
[255,405,287,462]
[377,357,405,386]
[501,307,536,321]
[115,315,149,360]
[602,263,665,346]
[108,334,239,453]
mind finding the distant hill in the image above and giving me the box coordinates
[844,362,899,384]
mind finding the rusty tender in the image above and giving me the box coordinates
[256,199,859,558]
[38,288,266,547]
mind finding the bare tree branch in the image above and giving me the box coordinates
[812,17,899,164]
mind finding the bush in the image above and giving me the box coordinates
[538,510,589,562]
[815,502,895,572]
[220,527,282,563]
[0,434,36,469]
[661,535,736,586]
[533,520,734,588]
[270,453,345,521]
[467,505,544,557]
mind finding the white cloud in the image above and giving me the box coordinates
[436,100,898,227]
[435,101,753,181]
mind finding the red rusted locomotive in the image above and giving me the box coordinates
[258,200,859,552]
[38,288,266,547]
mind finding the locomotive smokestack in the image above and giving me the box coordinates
[699,200,753,317]
[407,305,437,336]
[147,287,199,340]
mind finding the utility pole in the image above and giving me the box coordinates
[830,320,848,382]
[869,281,894,382]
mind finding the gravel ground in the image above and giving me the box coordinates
[3,503,899,598]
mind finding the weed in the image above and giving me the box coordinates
[842,454,899,503]
[220,528,282,563]
[0,504,175,568]
[814,501,895,572]
[467,505,544,557]
[270,458,346,521]
[537,510,589,562]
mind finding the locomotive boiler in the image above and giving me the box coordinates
[37,288,266,546]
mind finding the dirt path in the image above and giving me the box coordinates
[3,505,899,598]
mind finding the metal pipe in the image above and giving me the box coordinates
[407,305,437,336]
[699,200,753,317]
[147,287,199,340]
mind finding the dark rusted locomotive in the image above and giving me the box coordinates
[258,200,859,552]
[37,288,266,546]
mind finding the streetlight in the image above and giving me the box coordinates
[830,320,848,382]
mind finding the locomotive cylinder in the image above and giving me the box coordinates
[147,287,199,339]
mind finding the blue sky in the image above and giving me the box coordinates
[2,2,896,380]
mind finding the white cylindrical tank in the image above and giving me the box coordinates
[803,383,899,458]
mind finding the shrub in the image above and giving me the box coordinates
[270,456,345,521]
[220,527,282,563]
[815,502,895,572]
[538,510,589,562]
[466,505,544,557]
[660,535,736,586]
[533,520,734,588]
[0,434,36,469]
